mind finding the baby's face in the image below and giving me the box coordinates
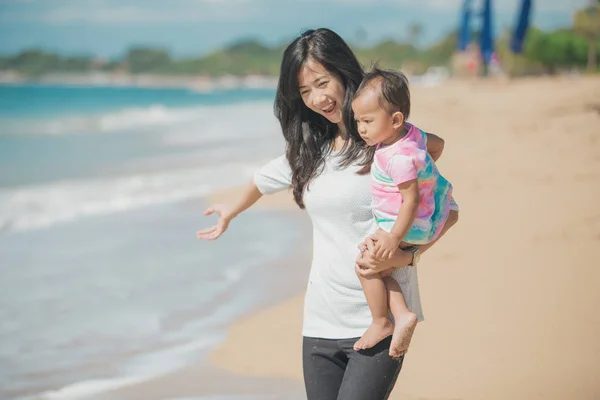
[352,86,396,147]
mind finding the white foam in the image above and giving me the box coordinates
[0,162,262,234]
[168,397,277,400]
[35,376,147,400]
[35,336,222,400]
[6,100,275,136]
[160,103,280,148]
[0,97,284,234]
[223,268,244,282]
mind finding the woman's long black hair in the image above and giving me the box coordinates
[275,28,374,209]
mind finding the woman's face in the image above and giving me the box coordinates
[298,58,346,127]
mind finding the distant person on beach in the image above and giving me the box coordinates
[197,28,458,400]
[350,67,458,358]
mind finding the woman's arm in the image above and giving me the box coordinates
[356,209,460,276]
[198,155,292,240]
[420,209,458,254]
[197,180,262,240]
[227,180,264,220]
[356,240,413,277]
[425,132,445,162]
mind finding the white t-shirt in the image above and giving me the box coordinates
[254,152,424,339]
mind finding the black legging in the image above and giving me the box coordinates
[302,335,403,400]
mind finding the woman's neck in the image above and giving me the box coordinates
[333,123,348,151]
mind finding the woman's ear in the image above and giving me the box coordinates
[392,111,405,129]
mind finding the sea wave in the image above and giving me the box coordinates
[32,335,222,400]
[0,162,261,234]
[3,100,275,136]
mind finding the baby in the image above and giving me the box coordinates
[352,67,457,358]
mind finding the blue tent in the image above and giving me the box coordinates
[480,0,495,66]
[457,0,472,51]
[510,0,533,54]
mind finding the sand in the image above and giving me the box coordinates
[97,75,600,399]
[210,75,600,399]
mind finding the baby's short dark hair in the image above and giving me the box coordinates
[355,67,411,120]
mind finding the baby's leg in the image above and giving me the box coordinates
[384,276,418,359]
[354,272,394,351]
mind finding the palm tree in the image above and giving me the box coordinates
[573,0,600,71]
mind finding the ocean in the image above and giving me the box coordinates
[0,84,309,399]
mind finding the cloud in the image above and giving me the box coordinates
[0,0,587,25]
[43,5,172,23]
[322,0,587,13]
[1,0,259,23]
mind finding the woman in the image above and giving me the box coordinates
[198,28,458,400]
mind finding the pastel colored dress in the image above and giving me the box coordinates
[371,123,456,244]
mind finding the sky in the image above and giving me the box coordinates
[0,0,589,58]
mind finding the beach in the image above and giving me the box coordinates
[4,75,600,400]
[185,76,600,399]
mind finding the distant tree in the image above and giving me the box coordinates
[225,39,271,55]
[354,39,419,70]
[573,0,600,71]
[421,29,456,65]
[524,27,590,72]
[125,47,171,74]
[3,20,597,79]
[192,39,283,76]
[59,56,94,72]
[11,49,60,76]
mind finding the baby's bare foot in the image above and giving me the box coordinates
[354,319,394,351]
[389,312,418,359]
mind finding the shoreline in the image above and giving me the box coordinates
[0,69,457,92]
[41,191,309,400]
[206,188,307,381]
[207,75,600,399]
[0,71,278,92]
[2,189,308,400]
[0,71,587,93]
[11,75,600,400]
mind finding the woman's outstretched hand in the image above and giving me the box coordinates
[197,204,233,240]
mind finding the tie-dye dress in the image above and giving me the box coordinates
[371,123,455,244]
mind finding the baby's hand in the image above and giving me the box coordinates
[357,236,377,254]
[370,229,402,260]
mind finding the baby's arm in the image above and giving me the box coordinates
[425,132,444,162]
[372,179,420,260]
